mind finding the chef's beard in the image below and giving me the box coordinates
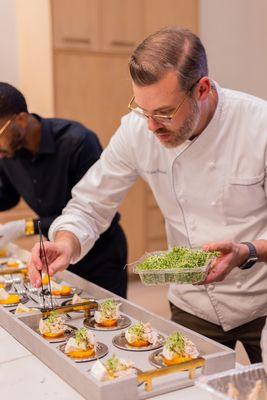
[155,97,200,148]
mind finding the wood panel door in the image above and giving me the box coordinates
[144,0,199,36]
[51,0,99,50]
[100,0,143,53]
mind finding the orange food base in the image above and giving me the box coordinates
[42,330,66,338]
[162,355,192,366]
[0,283,5,289]
[7,261,20,268]
[97,318,117,327]
[128,339,150,347]
[0,294,20,304]
[66,347,95,359]
[51,286,71,296]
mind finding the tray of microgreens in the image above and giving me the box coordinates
[132,247,219,285]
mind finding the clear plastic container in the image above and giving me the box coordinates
[132,250,212,286]
[196,363,267,400]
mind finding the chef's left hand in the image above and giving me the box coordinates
[201,240,249,284]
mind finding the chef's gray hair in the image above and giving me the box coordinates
[129,27,208,93]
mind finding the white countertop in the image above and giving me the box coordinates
[0,326,211,400]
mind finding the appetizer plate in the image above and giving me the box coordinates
[58,342,108,363]
[61,297,96,312]
[43,287,82,299]
[149,349,202,369]
[1,294,29,308]
[112,332,165,352]
[84,315,131,331]
[36,324,77,343]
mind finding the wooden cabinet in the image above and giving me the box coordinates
[144,0,199,36]
[51,0,99,50]
[51,0,143,54]
[51,0,198,262]
[100,0,143,53]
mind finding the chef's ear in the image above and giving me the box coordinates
[14,112,30,129]
[196,77,211,101]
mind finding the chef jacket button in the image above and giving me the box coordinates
[33,179,37,184]
[209,162,216,169]
[236,281,242,289]
[180,197,186,204]
[210,201,216,207]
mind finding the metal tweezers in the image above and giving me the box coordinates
[38,221,54,311]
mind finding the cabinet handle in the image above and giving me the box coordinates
[63,37,91,44]
[110,40,135,47]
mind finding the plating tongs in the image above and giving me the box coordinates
[38,221,54,311]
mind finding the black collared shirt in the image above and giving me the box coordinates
[0,115,121,234]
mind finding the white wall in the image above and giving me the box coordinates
[16,0,54,116]
[0,0,18,85]
[0,0,54,116]
[200,0,267,100]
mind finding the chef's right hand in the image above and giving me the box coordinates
[28,241,72,287]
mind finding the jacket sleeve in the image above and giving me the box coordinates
[0,165,20,211]
[49,116,139,263]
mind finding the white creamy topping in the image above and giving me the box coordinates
[65,330,96,353]
[162,336,199,360]
[0,288,9,300]
[38,315,66,335]
[125,322,159,345]
[95,302,120,323]
[90,360,107,381]
[0,276,6,283]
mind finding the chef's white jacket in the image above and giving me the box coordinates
[50,82,267,331]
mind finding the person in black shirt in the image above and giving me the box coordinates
[0,82,128,298]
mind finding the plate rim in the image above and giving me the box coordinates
[83,314,131,331]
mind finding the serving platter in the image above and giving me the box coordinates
[0,257,236,400]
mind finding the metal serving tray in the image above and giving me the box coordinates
[197,363,267,400]
[0,267,235,400]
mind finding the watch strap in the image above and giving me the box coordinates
[238,242,258,270]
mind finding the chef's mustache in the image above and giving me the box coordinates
[155,128,172,134]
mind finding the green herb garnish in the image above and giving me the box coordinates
[136,247,219,271]
[99,299,118,319]
[135,247,219,285]
[164,332,186,354]
[105,354,120,372]
[127,322,146,339]
[75,327,88,344]
[46,311,60,323]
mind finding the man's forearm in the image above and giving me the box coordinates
[252,240,267,263]
[54,230,81,262]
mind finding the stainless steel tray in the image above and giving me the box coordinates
[0,266,235,400]
[197,363,267,400]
